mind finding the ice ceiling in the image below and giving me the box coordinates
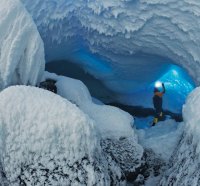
[21,0,200,112]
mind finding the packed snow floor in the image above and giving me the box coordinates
[135,118,183,162]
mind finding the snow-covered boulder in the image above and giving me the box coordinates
[160,87,200,186]
[0,86,128,185]
[0,0,45,89]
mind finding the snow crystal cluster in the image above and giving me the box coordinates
[0,86,97,185]
[0,86,140,185]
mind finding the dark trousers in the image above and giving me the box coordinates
[152,110,164,126]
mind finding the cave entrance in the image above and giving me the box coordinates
[46,59,195,128]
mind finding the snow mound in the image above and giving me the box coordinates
[0,0,45,89]
[160,87,200,185]
[44,72,135,139]
[0,86,127,185]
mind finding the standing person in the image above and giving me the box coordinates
[152,83,166,126]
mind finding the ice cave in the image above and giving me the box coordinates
[1,0,200,185]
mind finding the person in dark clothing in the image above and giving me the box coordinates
[152,83,166,126]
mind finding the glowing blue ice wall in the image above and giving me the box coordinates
[117,64,195,113]
[154,65,195,113]
[48,47,194,113]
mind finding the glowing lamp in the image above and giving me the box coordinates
[155,81,162,88]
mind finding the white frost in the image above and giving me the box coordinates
[0,0,45,89]
[0,86,125,185]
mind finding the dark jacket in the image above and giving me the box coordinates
[153,84,165,113]
[153,94,163,113]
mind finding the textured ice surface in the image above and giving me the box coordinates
[160,87,200,186]
[0,86,140,185]
[0,0,45,89]
[21,0,198,110]
[21,0,200,84]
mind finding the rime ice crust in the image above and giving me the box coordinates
[0,86,98,185]
[0,0,45,89]
[0,86,143,185]
[160,87,200,186]
[22,0,200,84]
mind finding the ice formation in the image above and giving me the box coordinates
[0,86,143,185]
[21,0,200,81]
[1,0,200,184]
[21,0,199,110]
[160,87,200,186]
[0,0,45,90]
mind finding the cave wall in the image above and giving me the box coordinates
[21,0,199,110]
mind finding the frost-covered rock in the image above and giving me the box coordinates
[101,137,143,181]
[0,86,129,185]
[0,0,45,89]
[160,87,200,186]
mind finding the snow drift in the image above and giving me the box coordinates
[43,72,135,139]
[0,0,45,90]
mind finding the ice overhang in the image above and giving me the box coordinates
[21,0,200,111]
